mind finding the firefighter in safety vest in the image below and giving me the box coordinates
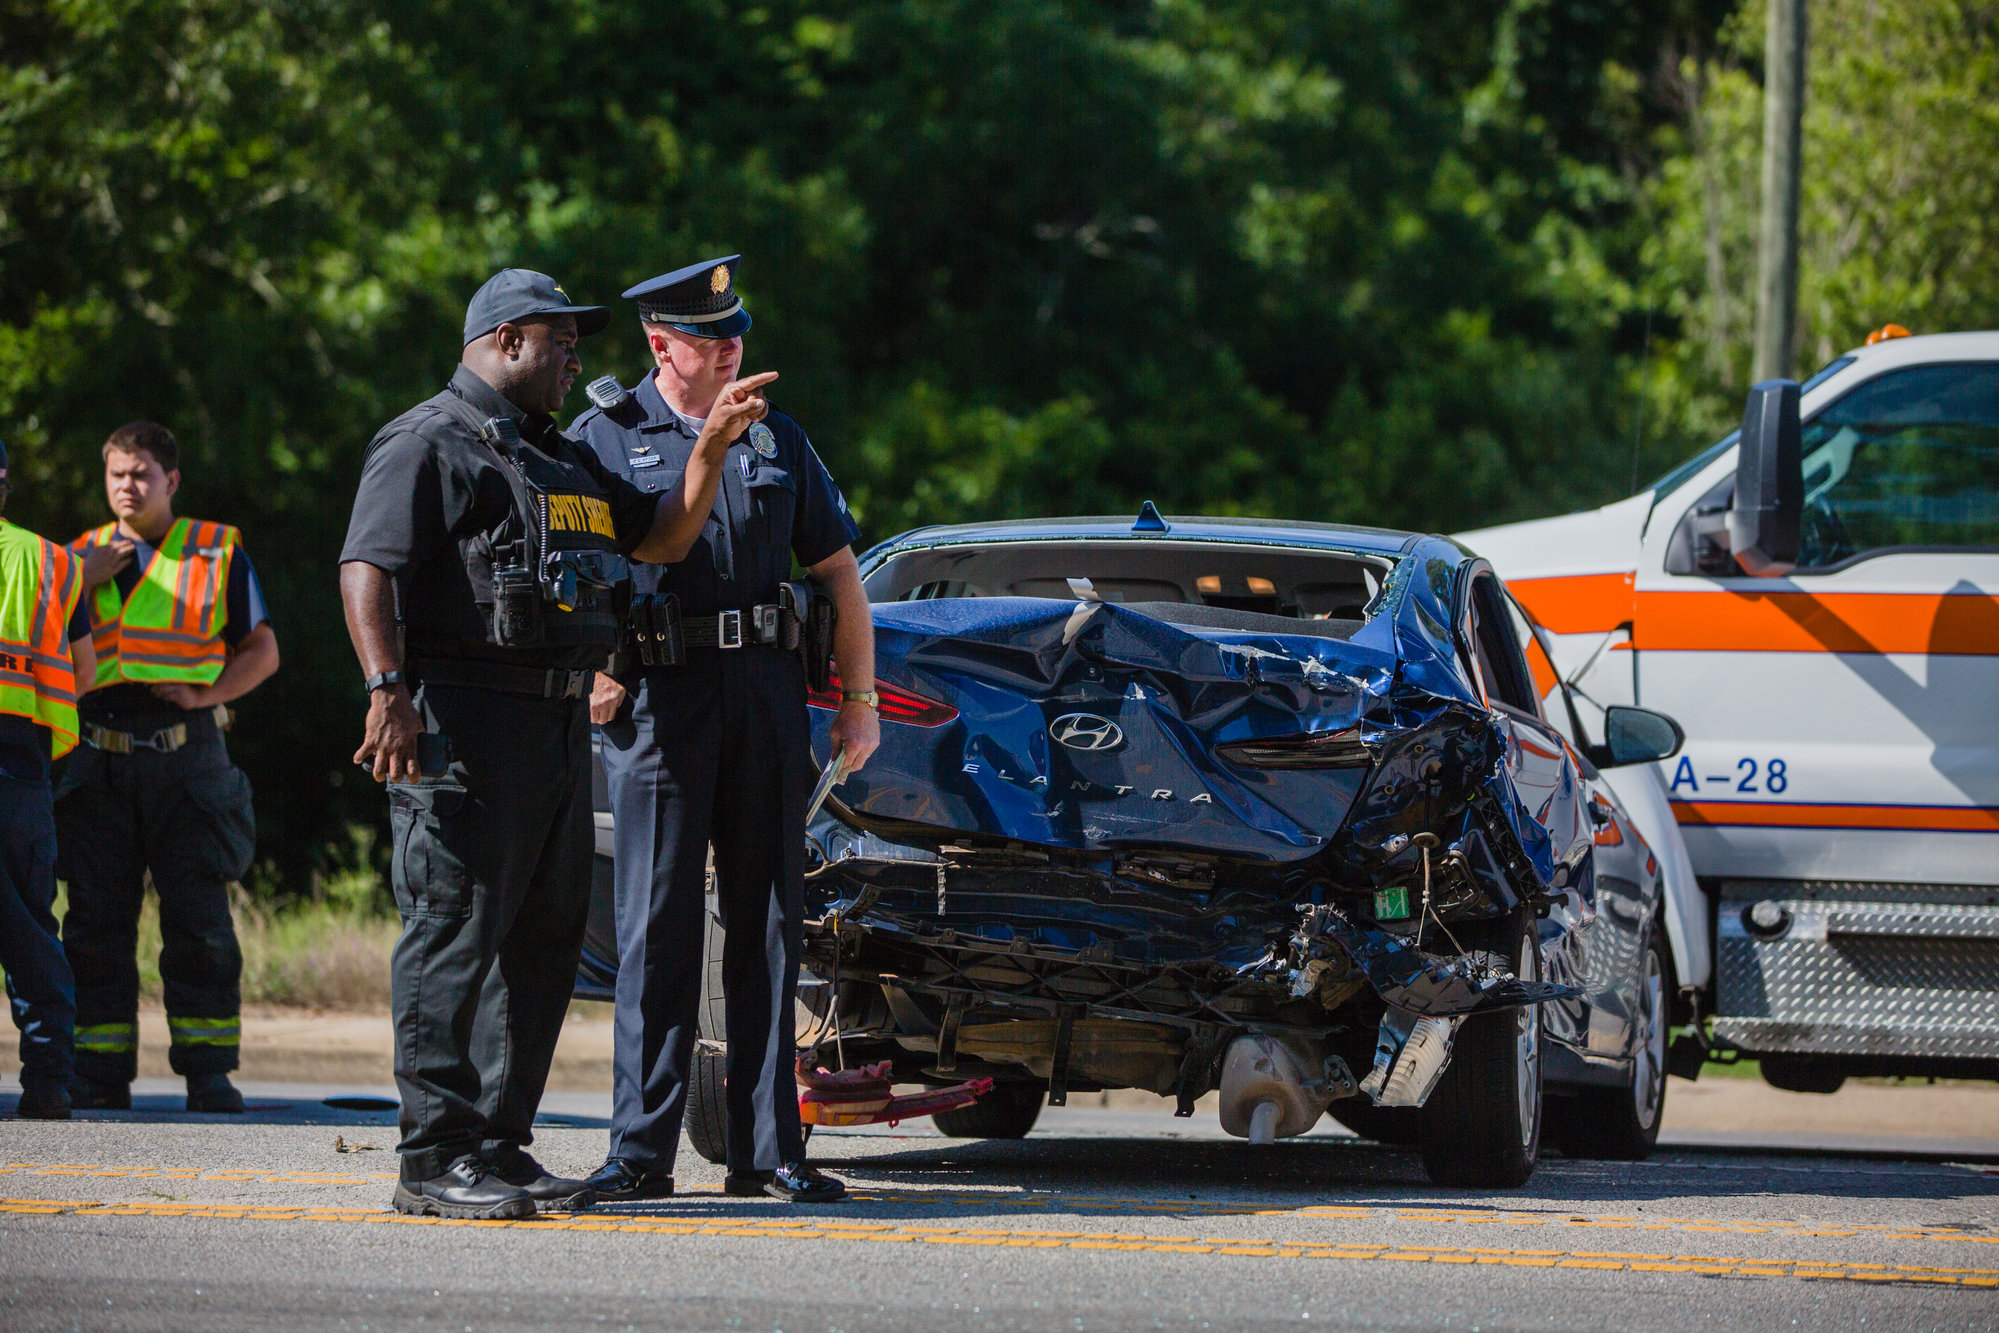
[58,421,280,1114]
[0,435,94,1119]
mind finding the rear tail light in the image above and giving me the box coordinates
[1216,727,1371,769]
[807,672,959,727]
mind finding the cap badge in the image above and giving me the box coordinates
[709,265,730,295]
[749,422,778,458]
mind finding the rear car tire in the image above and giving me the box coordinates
[1550,929,1667,1161]
[1418,911,1543,1188]
[684,899,731,1165]
[933,1082,1045,1139]
[1326,1100,1422,1146]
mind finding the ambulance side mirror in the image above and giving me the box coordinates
[1727,379,1803,576]
[1588,706,1685,769]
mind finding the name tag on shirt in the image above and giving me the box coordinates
[629,455,663,469]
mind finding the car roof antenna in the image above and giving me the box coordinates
[1132,500,1170,533]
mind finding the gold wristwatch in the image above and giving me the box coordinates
[842,688,880,710]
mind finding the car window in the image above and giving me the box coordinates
[1646,356,1854,501]
[1796,362,1999,567]
[1467,573,1540,716]
[1502,593,1560,711]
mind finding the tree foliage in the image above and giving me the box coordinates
[2,0,1988,882]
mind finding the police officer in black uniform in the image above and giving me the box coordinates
[338,269,778,1220]
[571,256,879,1205]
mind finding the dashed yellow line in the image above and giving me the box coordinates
[1,1197,1993,1287]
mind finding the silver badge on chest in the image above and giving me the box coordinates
[749,422,778,459]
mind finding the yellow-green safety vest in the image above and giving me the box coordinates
[70,518,240,687]
[0,519,84,758]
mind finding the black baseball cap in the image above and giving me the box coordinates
[463,269,610,345]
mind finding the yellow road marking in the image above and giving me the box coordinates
[1,1197,1994,1287]
[4,1162,1990,1247]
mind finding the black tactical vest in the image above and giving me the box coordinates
[427,397,631,664]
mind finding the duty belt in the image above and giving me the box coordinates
[682,606,792,650]
[409,658,594,699]
[82,705,231,755]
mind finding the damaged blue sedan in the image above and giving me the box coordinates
[583,509,1686,1187]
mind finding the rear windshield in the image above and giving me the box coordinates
[863,540,1393,626]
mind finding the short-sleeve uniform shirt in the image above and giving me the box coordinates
[570,373,860,620]
[340,365,659,670]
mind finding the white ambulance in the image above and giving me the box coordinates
[1463,330,1999,1091]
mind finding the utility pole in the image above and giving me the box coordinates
[1753,0,1806,382]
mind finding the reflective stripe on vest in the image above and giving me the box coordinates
[167,1016,240,1047]
[75,1022,138,1054]
[0,519,83,759]
[70,518,238,687]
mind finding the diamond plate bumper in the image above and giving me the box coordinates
[1713,880,1999,1061]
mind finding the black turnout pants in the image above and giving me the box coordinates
[0,774,74,1092]
[387,683,593,1181]
[600,647,812,1175]
[55,720,254,1083]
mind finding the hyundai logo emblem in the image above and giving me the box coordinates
[1050,712,1125,752]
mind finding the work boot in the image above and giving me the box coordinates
[17,1082,71,1120]
[725,1162,846,1203]
[392,1156,535,1221]
[185,1072,245,1114]
[69,1075,131,1111]
[486,1146,596,1212]
[582,1157,675,1202]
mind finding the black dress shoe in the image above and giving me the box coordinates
[186,1073,244,1114]
[69,1076,130,1111]
[583,1157,675,1201]
[752,1162,846,1203]
[488,1148,596,1212]
[392,1156,535,1220]
[17,1083,71,1120]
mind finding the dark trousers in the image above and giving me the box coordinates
[0,775,75,1091]
[600,648,811,1174]
[54,721,253,1082]
[387,684,593,1180]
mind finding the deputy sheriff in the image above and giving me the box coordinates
[58,421,278,1114]
[0,437,92,1120]
[338,269,775,1220]
[570,256,879,1205]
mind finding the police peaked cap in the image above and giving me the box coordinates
[622,255,752,338]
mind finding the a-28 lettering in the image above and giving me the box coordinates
[1669,756,1788,794]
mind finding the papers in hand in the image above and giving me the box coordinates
[806,749,851,823]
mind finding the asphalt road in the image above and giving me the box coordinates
[1,1081,1994,1332]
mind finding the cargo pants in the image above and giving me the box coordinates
[386,683,594,1181]
[54,714,254,1083]
[0,773,76,1094]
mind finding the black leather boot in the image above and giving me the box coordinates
[17,1082,71,1120]
[487,1147,596,1212]
[582,1157,675,1201]
[392,1156,535,1220]
[186,1072,245,1113]
[69,1075,130,1111]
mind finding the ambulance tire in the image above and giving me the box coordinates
[1759,1056,1847,1095]
[1550,930,1668,1161]
[683,896,810,1165]
[1418,908,1543,1188]
[1325,1101,1422,1146]
[933,1083,1044,1139]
